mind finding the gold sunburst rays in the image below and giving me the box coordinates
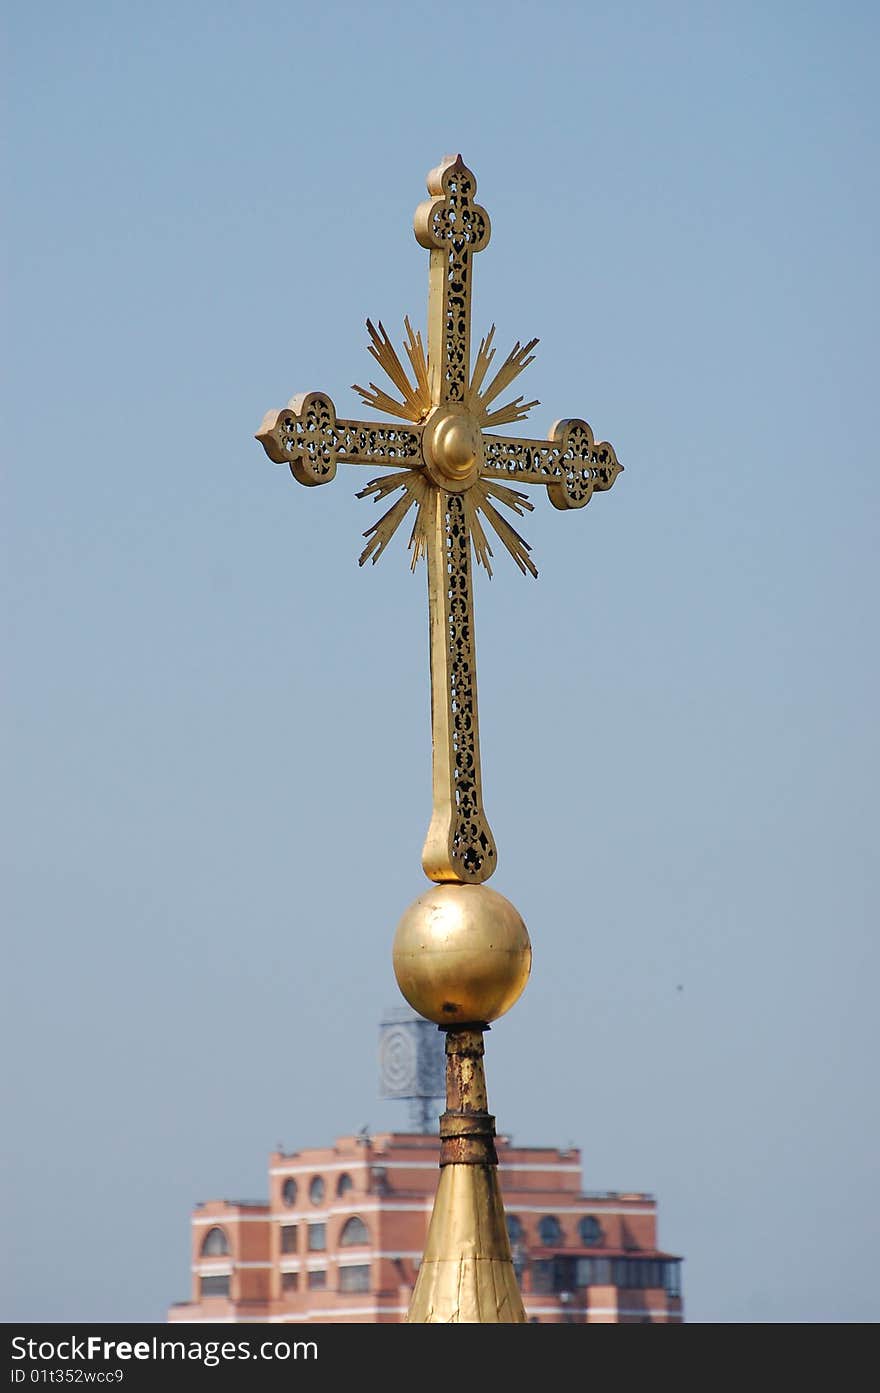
[467,326,540,429]
[357,470,431,570]
[478,480,538,577]
[357,471,537,579]
[353,318,540,431]
[352,318,431,424]
[352,317,541,576]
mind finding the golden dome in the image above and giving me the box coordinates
[392,883,531,1026]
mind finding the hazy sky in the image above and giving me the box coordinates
[4,1,878,1324]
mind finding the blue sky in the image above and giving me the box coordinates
[3,1,878,1323]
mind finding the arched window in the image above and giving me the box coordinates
[578,1215,603,1247]
[339,1216,369,1247]
[538,1215,562,1246]
[281,1178,298,1207]
[337,1172,353,1197]
[200,1226,230,1256]
[506,1214,524,1245]
[309,1175,325,1205]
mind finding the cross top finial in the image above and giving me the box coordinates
[414,155,490,408]
[415,155,491,250]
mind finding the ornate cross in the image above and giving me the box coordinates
[257,155,622,886]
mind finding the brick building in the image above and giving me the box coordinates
[169,1131,683,1323]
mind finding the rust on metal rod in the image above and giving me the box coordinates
[438,1026,498,1167]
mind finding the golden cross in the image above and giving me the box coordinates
[257,155,622,887]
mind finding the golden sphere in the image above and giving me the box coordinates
[392,883,531,1026]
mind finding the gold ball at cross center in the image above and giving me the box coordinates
[434,414,480,477]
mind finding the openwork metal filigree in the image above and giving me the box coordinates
[257,156,622,885]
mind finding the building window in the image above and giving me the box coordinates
[200,1227,230,1257]
[370,1165,389,1194]
[538,1215,562,1246]
[664,1261,682,1298]
[339,1265,370,1293]
[307,1269,326,1290]
[280,1225,298,1254]
[339,1216,369,1247]
[199,1275,230,1298]
[281,1271,298,1294]
[575,1257,612,1287]
[578,1215,603,1247]
[506,1215,524,1245]
[614,1259,635,1288]
[606,1258,677,1290]
[535,1255,673,1293]
[309,1175,325,1205]
[281,1178,298,1207]
[307,1223,326,1252]
[532,1260,554,1294]
[337,1172,353,1197]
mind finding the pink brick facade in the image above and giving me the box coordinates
[169,1132,683,1323]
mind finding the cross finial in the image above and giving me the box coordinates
[256,157,622,884]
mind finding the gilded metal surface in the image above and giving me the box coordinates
[256,155,622,887]
[438,1025,494,1165]
[405,1165,526,1322]
[442,1025,490,1114]
[392,883,531,1027]
[405,1027,526,1323]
